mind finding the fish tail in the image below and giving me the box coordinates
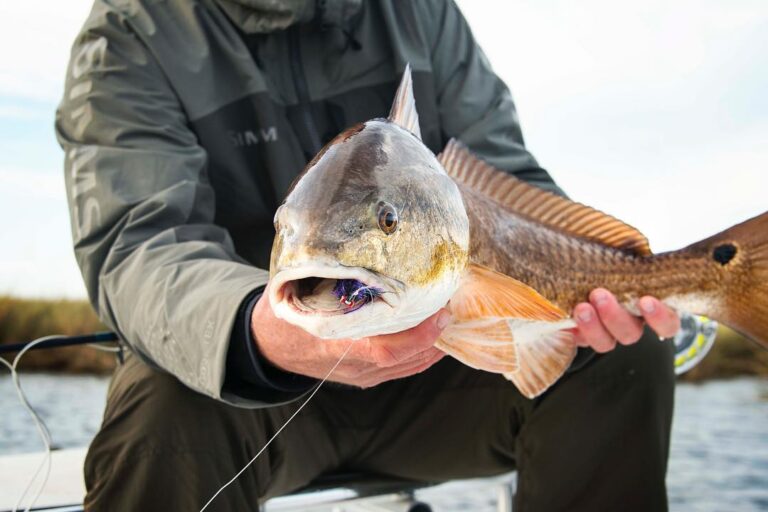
[689,211,768,348]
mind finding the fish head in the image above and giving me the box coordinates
[268,120,469,339]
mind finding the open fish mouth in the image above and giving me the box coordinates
[270,265,400,317]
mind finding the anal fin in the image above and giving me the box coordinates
[437,264,577,398]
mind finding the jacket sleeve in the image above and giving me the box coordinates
[56,4,273,406]
[417,0,566,196]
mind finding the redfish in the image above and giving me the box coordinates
[268,66,768,398]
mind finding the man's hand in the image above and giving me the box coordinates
[250,288,450,388]
[572,289,681,353]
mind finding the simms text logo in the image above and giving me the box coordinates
[229,127,278,147]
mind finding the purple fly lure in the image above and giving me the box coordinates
[332,279,383,314]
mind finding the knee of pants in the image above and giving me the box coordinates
[85,356,270,509]
[104,356,233,449]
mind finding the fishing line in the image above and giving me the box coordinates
[199,339,357,512]
[0,335,63,512]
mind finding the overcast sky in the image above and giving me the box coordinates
[0,0,766,298]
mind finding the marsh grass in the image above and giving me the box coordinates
[0,296,115,373]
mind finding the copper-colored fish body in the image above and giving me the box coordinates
[460,183,693,313]
[441,140,768,349]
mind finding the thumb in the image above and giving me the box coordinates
[405,308,453,343]
[366,308,452,365]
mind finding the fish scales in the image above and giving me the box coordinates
[460,184,720,315]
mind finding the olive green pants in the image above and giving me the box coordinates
[84,331,674,511]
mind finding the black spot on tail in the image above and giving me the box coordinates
[712,243,737,265]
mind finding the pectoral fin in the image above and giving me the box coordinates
[436,264,577,398]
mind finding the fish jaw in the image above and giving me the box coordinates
[269,262,401,323]
[269,260,461,340]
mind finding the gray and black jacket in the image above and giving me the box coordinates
[56,0,566,407]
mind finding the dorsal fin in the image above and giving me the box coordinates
[438,138,652,256]
[388,64,422,140]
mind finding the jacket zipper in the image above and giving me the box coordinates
[288,27,323,155]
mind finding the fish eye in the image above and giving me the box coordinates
[377,202,398,235]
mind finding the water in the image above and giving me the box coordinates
[2,374,767,511]
[0,374,108,454]
[668,379,768,511]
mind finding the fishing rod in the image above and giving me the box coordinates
[0,332,119,355]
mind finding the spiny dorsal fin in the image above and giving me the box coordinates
[388,64,422,140]
[435,264,577,398]
[438,138,652,256]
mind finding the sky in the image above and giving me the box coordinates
[0,1,766,299]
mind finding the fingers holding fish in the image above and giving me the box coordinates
[362,308,451,367]
[252,288,451,387]
[571,289,644,352]
[589,288,646,346]
[354,348,446,388]
[329,310,449,386]
[571,289,680,353]
[572,301,617,353]
[638,296,681,340]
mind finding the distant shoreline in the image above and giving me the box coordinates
[2,296,767,381]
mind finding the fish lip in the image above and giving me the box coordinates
[269,263,402,316]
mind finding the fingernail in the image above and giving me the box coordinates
[436,310,452,330]
[593,290,609,307]
[640,297,656,314]
[577,309,592,323]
